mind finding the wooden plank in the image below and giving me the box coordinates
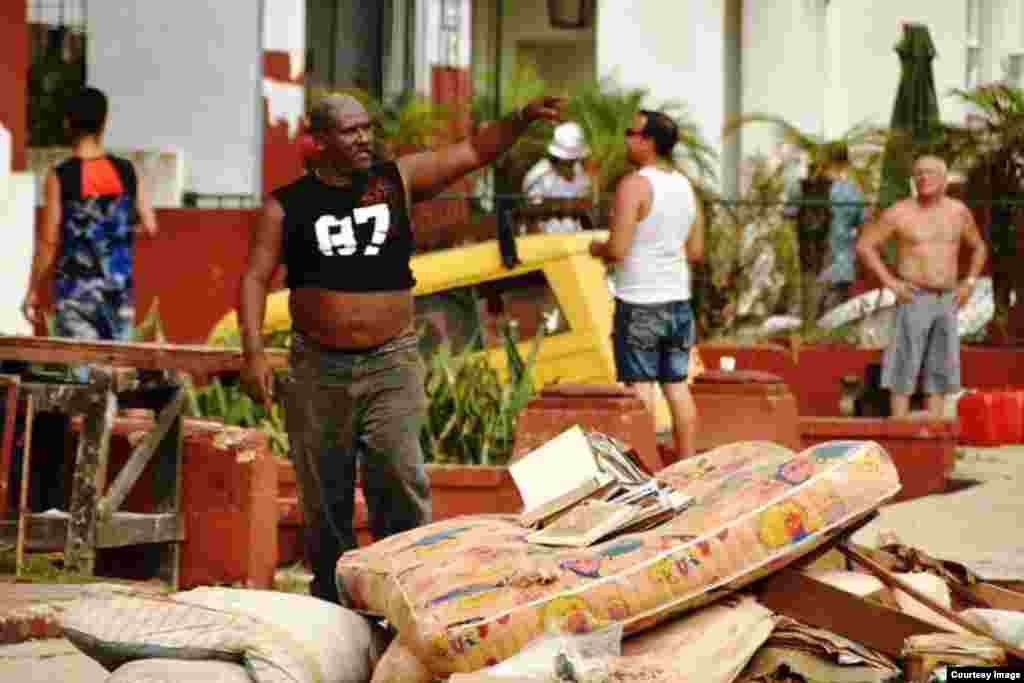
[0,336,288,374]
[838,543,1024,661]
[0,375,20,516]
[756,568,949,660]
[15,394,35,578]
[150,371,185,590]
[98,385,186,519]
[96,512,183,548]
[1,512,182,550]
[17,382,94,414]
[63,367,117,576]
[0,514,73,552]
[967,583,1024,612]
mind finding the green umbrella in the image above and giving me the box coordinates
[878,23,943,208]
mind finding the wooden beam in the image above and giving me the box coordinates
[15,394,35,579]
[0,375,20,516]
[96,512,182,548]
[966,583,1024,612]
[64,367,117,576]
[838,543,1024,661]
[97,385,186,519]
[756,568,947,660]
[150,371,185,590]
[0,515,73,552]
[0,336,289,375]
[1,512,183,550]
[16,382,93,414]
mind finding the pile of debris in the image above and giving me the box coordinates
[52,431,1024,683]
[443,430,1024,683]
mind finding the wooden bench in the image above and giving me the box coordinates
[0,336,287,588]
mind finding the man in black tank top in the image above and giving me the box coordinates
[239,93,564,603]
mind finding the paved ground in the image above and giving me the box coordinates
[1,446,1021,682]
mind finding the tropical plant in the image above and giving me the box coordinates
[722,115,887,322]
[471,60,555,198]
[187,376,289,456]
[694,156,802,339]
[421,320,544,466]
[945,84,1024,310]
[567,76,719,200]
[723,113,886,195]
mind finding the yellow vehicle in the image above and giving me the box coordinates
[209,231,695,430]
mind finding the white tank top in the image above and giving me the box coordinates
[613,166,696,304]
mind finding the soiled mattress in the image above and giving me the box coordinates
[336,440,901,676]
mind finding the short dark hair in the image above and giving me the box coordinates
[639,109,679,158]
[826,143,850,165]
[65,87,108,139]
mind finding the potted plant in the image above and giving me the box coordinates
[416,322,545,522]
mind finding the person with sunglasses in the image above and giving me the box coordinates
[590,110,704,461]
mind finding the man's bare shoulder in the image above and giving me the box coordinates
[942,196,972,218]
[613,170,650,196]
[876,201,912,227]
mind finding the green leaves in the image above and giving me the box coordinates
[567,76,718,197]
[420,321,545,466]
[193,307,290,456]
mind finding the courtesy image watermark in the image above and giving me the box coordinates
[949,667,1023,681]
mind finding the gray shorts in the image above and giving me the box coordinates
[880,289,960,395]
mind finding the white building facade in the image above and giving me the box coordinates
[596,0,1024,193]
[20,1,1024,201]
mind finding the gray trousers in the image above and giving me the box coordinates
[281,330,431,604]
[880,289,961,395]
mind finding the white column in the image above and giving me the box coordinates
[596,0,726,190]
[0,169,35,335]
[822,0,848,139]
[88,0,264,196]
[263,0,305,138]
[415,0,441,94]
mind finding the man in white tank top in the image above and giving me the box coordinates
[590,110,704,460]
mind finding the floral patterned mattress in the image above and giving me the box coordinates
[336,440,901,676]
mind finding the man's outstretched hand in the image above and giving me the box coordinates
[522,96,567,124]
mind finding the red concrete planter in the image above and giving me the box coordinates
[691,370,802,454]
[276,461,522,565]
[513,384,662,472]
[426,463,522,519]
[699,344,1024,417]
[68,415,278,588]
[800,417,958,502]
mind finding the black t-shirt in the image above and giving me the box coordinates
[274,161,416,292]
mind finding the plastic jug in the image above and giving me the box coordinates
[957,390,1001,447]
[1001,390,1024,444]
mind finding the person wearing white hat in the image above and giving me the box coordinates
[522,121,593,233]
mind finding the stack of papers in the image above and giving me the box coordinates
[510,426,691,547]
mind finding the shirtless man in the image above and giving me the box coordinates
[856,155,987,418]
[239,93,563,604]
